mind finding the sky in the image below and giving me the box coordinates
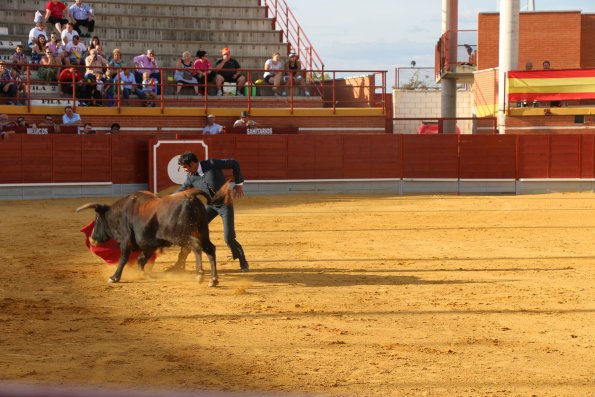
[287,0,595,88]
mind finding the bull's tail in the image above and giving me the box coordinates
[212,180,233,206]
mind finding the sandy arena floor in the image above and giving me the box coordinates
[0,193,594,397]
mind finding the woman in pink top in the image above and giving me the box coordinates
[193,50,215,95]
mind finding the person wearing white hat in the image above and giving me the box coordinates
[202,114,225,135]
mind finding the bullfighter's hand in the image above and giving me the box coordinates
[233,184,245,199]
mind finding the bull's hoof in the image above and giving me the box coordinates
[208,279,219,287]
[108,277,119,284]
[166,264,185,273]
[196,274,204,283]
[240,267,249,273]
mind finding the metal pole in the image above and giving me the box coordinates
[497,0,520,134]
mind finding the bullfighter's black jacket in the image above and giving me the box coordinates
[176,158,244,200]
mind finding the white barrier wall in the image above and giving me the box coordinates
[392,89,474,134]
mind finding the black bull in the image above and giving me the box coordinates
[76,188,224,287]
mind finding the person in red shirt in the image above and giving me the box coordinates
[45,0,69,35]
[58,66,83,96]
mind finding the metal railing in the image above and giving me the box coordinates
[0,64,386,114]
[259,0,325,75]
[435,29,477,80]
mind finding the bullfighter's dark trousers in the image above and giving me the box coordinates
[206,203,248,269]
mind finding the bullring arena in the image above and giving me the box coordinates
[3,0,595,396]
[1,192,594,396]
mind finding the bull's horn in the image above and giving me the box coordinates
[75,203,102,212]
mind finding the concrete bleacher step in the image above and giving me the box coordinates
[5,24,281,44]
[4,0,261,7]
[1,10,271,28]
[3,0,263,14]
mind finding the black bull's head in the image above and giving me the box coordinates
[76,203,112,243]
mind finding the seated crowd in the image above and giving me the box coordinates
[0,0,312,106]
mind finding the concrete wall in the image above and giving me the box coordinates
[392,89,474,134]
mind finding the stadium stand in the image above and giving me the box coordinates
[0,0,287,72]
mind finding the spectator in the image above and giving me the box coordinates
[89,36,101,52]
[103,69,116,107]
[117,66,146,102]
[11,45,28,75]
[193,50,215,95]
[0,62,18,105]
[10,68,27,105]
[32,34,48,64]
[84,48,108,78]
[214,47,245,96]
[202,114,225,135]
[16,116,36,128]
[543,60,551,70]
[39,114,58,129]
[60,22,76,46]
[64,35,87,66]
[285,51,309,96]
[141,72,157,107]
[92,44,106,60]
[49,33,69,66]
[77,73,102,106]
[0,114,17,139]
[28,22,48,49]
[81,123,95,134]
[233,110,257,128]
[70,0,95,38]
[38,48,61,81]
[108,123,120,134]
[133,49,160,94]
[62,105,82,133]
[525,61,533,71]
[58,66,83,95]
[44,0,70,35]
[109,48,125,71]
[174,51,199,95]
[263,51,284,96]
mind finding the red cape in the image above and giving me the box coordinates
[80,220,157,265]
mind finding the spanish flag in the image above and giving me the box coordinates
[508,69,595,102]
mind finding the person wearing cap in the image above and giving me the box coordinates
[264,51,285,96]
[233,111,257,128]
[174,150,250,272]
[214,47,246,96]
[203,114,225,135]
[285,51,309,96]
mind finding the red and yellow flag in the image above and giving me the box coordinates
[508,69,595,102]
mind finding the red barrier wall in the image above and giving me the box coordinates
[3,134,595,187]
